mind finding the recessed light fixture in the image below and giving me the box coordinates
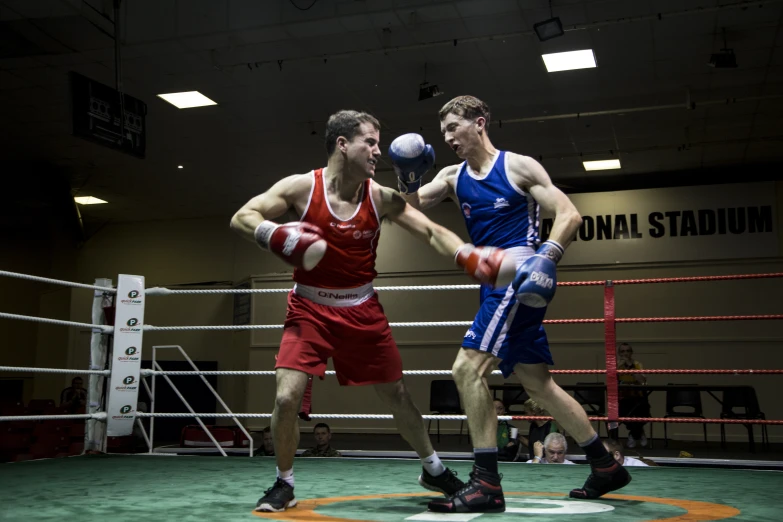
[542,49,597,73]
[74,196,108,205]
[534,17,564,42]
[178,165,184,169]
[583,159,621,171]
[157,91,217,109]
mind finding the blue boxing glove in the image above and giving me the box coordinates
[513,240,565,308]
[388,133,435,194]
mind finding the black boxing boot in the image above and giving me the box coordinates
[570,453,632,499]
[427,465,505,513]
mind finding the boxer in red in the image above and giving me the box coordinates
[230,110,515,513]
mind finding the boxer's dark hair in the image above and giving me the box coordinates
[439,96,491,130]
[325,110,381,156]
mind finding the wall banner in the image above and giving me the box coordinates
[540,182,778,265]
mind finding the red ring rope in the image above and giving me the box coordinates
[613,273,783,285]
[617,315,783,322]
[558,272,783,287]
[541,314,783,324]
[548,272,783,431]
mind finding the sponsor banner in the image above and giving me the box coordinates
[540,182,778,265]
[106,274,145,437]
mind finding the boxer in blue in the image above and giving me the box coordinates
[390,96,631,513]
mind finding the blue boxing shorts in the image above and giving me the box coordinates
[461,283,554,378]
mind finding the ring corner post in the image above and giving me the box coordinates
[105,275,146,442]
[604,280,619,433]
[86,277,113,454]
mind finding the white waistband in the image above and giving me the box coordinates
[506,245,536,268]
[293,283,374,307]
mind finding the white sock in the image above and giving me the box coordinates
[276,467,294,488]
[421,452,446,476]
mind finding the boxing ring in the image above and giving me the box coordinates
[2,268,783,521]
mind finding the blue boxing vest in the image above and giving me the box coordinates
[454,151,540,249]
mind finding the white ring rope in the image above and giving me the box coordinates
[139,369,503,376]
[135,412,475,420]
[378,285,480,292]
[146,284,480,296]
[144,324,282,331]
[0,270,116,293]
[0,366,110,376]
[143,321,471,332]
[147,287,288,295]
[0,312,112,332]
[0,413,107,422]
[390,321,472,328]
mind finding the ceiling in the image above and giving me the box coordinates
[2,0,783,238]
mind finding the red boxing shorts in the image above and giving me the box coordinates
[275,290,403,386]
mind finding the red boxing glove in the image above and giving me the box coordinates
[254,221,327,271]
[455,244,516,288]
